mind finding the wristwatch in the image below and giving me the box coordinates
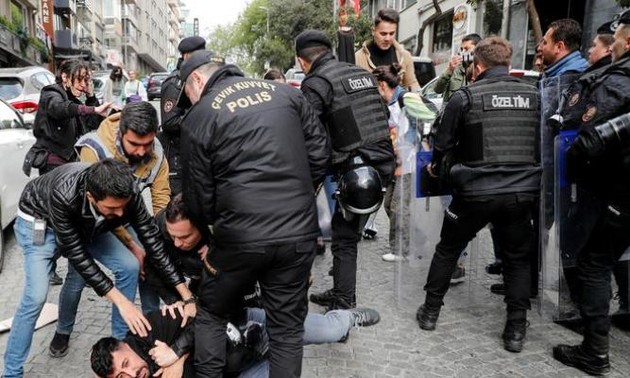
[183,296,197,305]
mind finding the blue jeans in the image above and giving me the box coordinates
[56,230,143,339]
[3,217,58,377]
[238,308,353,378]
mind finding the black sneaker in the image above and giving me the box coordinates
[49,332,70,358]
[502,319,528,353]
[348,308,380,327]
[553,344,610,376]
[49,271,63,286]
[416,304,440,331]
[485,262,503,275]
[310,289,335,307]
[450,266,466,285]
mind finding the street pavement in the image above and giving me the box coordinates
[1,209,629,377]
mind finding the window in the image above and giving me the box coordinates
[0,101,23,130]
[432,11,454,62]
[0,78,24,101]
[30,73,52,91]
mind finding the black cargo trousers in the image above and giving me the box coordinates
[193,240,316,378]
[424,193,536,313]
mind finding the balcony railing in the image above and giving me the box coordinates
[0,25,45,65]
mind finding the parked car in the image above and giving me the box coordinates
[285,68,305,89]
[0,66,56,126]
[413,56,436,87]
[421,69,540,110]
[0,99,36,272]
[147,72,170,101]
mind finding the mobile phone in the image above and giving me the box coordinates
[33,219,47,246]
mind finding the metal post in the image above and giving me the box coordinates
[501,0,510,39]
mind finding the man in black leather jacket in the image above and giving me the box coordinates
[1,159,196,378]
[178,50,329,377]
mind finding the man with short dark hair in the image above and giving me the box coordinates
[48,102,172,357]
[159,36,207,195]
[539,19,588,78]
[355,8,420,91]
[415,37,541,354]
[177,50,329,377]
[2,159,195,378]
[295,30,395,312]
[434,33,482,104]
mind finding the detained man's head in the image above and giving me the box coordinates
[85,159,135,219]
[91,337,149,378]
[119,101,158,164]
[164,194,203,251]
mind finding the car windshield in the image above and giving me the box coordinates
[0,78,23,100]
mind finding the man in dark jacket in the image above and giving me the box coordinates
[552,12,630,376]
[295,30,395,311]
[177,50,329,377]
[1,159,196,378]
[415,37,541,354]
[158,36,206,195]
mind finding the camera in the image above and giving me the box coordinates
[593,111,630,150]
[458,50,474,67]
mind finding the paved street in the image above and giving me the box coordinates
[1,210,629,377]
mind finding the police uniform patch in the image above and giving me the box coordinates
[568,93,580,107]
[582,105,597,122]
[163,99,175,113]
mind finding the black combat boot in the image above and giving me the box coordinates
[503,311,528,353]
[416,304,440,331]
[553,344,610,376]
[309,289,335,307]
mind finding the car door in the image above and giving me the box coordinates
[0,100,35,229]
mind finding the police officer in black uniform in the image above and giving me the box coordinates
[552,11,630,376]
[158,36,206,195]
[177,50,330,378]
[295,30,395,311]
[415,37,541,354]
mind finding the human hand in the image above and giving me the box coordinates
[95,102,113,117]
[152,355,187,377]
[117,297,151,337]
[448,55,463,74]
[197,245,209,261]
[129,242,147,281]
[161,301,185,319]
[181,302,197,327]
[149,340,178,367]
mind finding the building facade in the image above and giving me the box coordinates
[0,0,48,68]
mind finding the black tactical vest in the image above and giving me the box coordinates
[311,60,390,160]
[460,77,539,166]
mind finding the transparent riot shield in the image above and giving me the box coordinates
[539,73,589,321]
[392,97,483,311]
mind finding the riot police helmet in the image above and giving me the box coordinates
[336,159,384,218]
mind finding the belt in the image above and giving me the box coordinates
[17,208,36,223]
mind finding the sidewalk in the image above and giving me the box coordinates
[0,210,629,377]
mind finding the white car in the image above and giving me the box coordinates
[0,99,36,272]
[0,66,56,126]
